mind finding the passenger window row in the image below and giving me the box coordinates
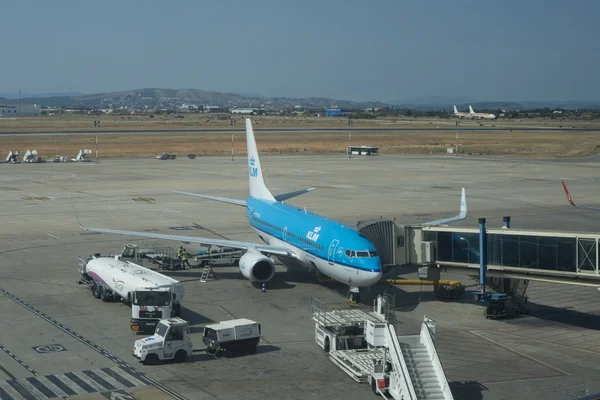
[251,215,323,250]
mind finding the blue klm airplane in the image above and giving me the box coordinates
[77,118,467,302]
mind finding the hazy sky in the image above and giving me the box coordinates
[2,0,599,102]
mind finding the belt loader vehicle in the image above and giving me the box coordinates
[133,317,261,364]
[78,255,184,333]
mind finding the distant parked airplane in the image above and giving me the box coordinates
[453,105,471,119]
[468,106,496,120]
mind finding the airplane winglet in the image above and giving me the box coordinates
[561,180,576,207]
[422,187,468,226]
[561,180,600,210]
[70,197,87,230]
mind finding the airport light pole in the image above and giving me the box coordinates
[230,119,236,162]
[455,120,459,156]
[348,119,354,159]
[94,120,100,164]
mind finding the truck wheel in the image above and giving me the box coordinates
[93,283,101,299]
[371,379,382,396]
[173,303,181,317]
[174,350,187,362]
[324,337,330,353]
[144,354,159,365]
[100,287,109,302]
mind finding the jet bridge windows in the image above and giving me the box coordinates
[425,230,583,273]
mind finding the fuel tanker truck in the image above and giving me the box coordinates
[78,255,184,333]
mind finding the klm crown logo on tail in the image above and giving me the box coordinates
[249,156,258,177]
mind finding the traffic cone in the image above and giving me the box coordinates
[261,283,266,293]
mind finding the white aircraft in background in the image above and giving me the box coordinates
[468,106,496,120]
[453,105,471,119]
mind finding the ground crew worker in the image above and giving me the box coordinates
[177,246,183,269]
[181,248,191,269]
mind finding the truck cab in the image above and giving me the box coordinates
[131,287,183,332]
[133,318,193,364]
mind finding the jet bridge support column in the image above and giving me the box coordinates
[479,218,487,295]
[502,216,511,293]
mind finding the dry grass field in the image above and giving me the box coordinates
[1,115,599,159]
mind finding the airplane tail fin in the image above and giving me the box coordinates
[246,118,275,201]
[453,105,458,113]
[469,105,475,113]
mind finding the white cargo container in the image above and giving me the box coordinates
[202,318,261,354]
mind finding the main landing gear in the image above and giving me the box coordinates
[347,287,360,304]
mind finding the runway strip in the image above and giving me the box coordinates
[0,286,188,400]
[1,126,598,135]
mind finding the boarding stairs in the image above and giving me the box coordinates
[200,264,217,282]
[395,319,453,400]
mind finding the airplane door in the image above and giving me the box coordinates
[283,227,288,242]
[328,239,340,265]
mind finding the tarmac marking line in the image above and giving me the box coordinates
[0,345,38,377]
[469,330,571,376]
[0,286,188,400]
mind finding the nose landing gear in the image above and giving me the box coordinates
[347,287,360,304]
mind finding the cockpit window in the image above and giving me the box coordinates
[369,250,377,257]
[345,249,354,258]
[356,251,369,258]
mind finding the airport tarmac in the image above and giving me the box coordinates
[2,153,600,399]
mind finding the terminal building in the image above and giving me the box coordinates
[0,104,41,116]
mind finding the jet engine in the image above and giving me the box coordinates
[239,250,276,282]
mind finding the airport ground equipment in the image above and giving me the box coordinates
[133,317,194,364]
[200,263,217,282]
[312,295,453,399]
[482,293,521,319]
[194,246,242,267]
[77,254,184,332]
[133,317,261,364]
[23,149,44,163]
[47,155,70,162]
[74,148,92,161]
[5,150,21,163]
[202,318,261,355]
[156,153,176,160]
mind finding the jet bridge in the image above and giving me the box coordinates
[358,217,600,288]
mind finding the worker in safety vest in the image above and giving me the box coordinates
[176,246,183,268]
[181,248,191,269]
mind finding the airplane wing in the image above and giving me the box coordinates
[174,191,247,206]
[274,187,316,202]
[82,226,297,258]
[71,200,297,258]
[561,180,600,210]
[422,188,467,226]
[174,187,317,205]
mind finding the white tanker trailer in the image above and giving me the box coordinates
[78,255,184,332]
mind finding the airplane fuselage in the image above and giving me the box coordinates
[246,197,382,287]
